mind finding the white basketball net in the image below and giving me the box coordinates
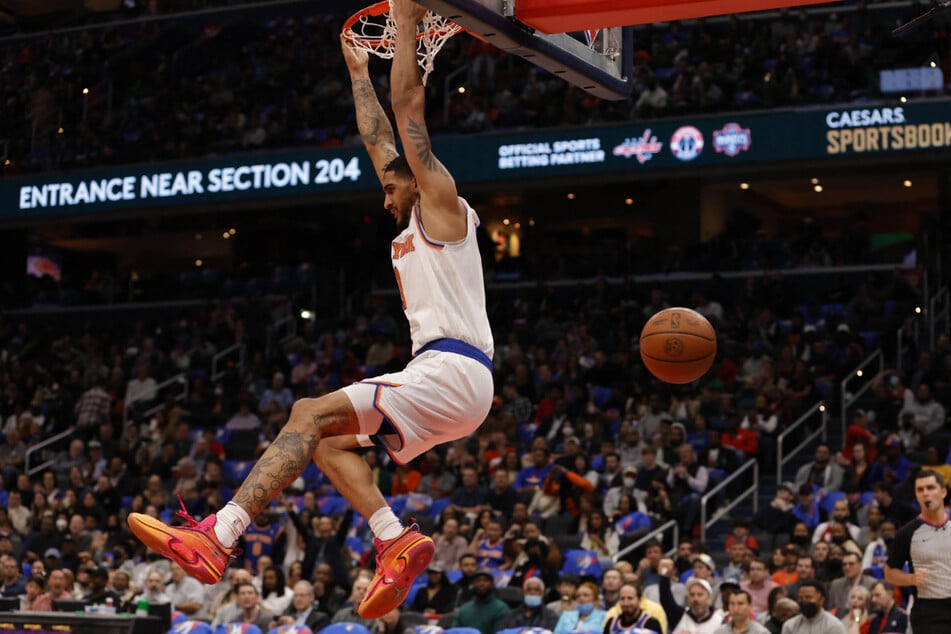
[342,0,464,85]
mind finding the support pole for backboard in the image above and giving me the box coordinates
[417,0,634,99]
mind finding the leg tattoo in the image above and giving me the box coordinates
[232,430,319,517]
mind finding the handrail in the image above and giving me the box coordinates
[122,372,189,428]
[930,286,949,349]
[612,519,679,564]
[700,459,758,543]
[839,348,884,439]
[265,314,296,362]
[25,427,75,476]
[777,401,827,483]
[211,342,246,382]
[896,313,922,373]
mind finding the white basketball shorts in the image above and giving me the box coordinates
[341,346,493,464]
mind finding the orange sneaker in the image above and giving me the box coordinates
[127,503,234,585]
[358,524,434,619]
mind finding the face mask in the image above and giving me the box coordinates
[576,602,594,616]
[623,477,636,488]
[56,520,67,531]
[799,601,819,619]
[562,427,574,438]
[831,535,847,545]
[524,595,542,608]
[791,535,809,546]
[884,536,895,545]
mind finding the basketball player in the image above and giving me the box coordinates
[127,0,494,620]
[884,469,951,632]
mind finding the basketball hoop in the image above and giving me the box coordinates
[342,0,465,84]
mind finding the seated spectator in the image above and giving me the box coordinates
[741,557,779,616]
[828,552,876,617]
[22,574,51,611]
[871,482,916,527]
[603,582,664,634]
[795,443,844,496]
[812,499,861,545]
[132,569,171,607]
[667,444,708,535]
[0,555,25,597]
[792,484,827,531]
[212,582,271,630]
[838,585,870,631]
[432,517,469,571]
[258,372,293,426]
[273,580,330,631]
[453,568,509,634]
[868,435,912,485]
[259,566,293,616]
[125,364,158,408]
[417,450,456,500]
[867,581,907,634]
[330,575,374,630]
[468,518,510,570]
[553,580,607,634]
[783,581,844,634]
[410,561,457,615]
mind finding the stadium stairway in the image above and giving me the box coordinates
[703,414,843,565]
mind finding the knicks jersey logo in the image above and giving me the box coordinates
[392,235,415,260]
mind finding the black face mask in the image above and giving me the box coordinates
[791,535,810,546]
[831,535,847,545]
[799,601,819,619]
[884,536,895,545]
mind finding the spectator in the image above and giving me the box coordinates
[771,545,800,588]
[515,446,553,499]
[453,568,509,634]
[791,484,826,532]
[257,372,293,426]
[866,581,906,634]
[871,482,916,526]
[22,574,51,611]
[410,560,457,615]
[764,597,801,634]
[330,575,374,629]
[838,585,870,633]
[417,450,457,500]
[782,580,844,633]
[553,580,607,634]
[500,575,558,630]
[85,567,119,608]
[794,444,844,496]
[132,569,171,606]
[715,589,770,634]
[603,582,664,633]
[272,580,331,632]
[899,383,946,436]
[468,518,509,570]
[666,444,708,535]
[214,582,271,631]
[431,518,469,571]
[125,364,157,407]
[0,556,25,597]
[782,555,816,599]
[74,378,111,434]
[827,552,876,617]
[741,557,779,616]
[375,605,415,634]
[868,435,912,485]
[812,499,861,545]
[259,566,293,616]
[657,557,724,634]
[166,561,204,618]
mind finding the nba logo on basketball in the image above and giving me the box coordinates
[670,312,681,328]
[712,122,751,157]
[670,126,704,161]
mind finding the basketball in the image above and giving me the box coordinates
[640,307,716,384]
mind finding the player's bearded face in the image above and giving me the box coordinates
[384,177,417,228]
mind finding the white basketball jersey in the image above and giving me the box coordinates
[390,197,494,358]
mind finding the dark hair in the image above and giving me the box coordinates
[383,155,414,179]
[916,468,946,488]
[731,589,753,604]
[799,579,826,599]
[873,482,894,496]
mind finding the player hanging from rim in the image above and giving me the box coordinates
[127,0,494,619]
[884,469,951,633]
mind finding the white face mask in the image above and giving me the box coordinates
[623,477,636,488]
[562,426,574,437]
[56,519,67,531]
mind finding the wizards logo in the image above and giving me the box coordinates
[712,122,752,157]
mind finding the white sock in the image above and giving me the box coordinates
[213,502,251,548]
[369,506,403,542]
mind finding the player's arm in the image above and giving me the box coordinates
[883,565,918,587]
[341,35,398,183]
[390,0,466,242]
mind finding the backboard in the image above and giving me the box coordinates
[417,0,838,100]
[417,0,634,100]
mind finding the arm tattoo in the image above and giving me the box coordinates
[353,78,395,149]
[407,116,448,175]
[232,430,319,516]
